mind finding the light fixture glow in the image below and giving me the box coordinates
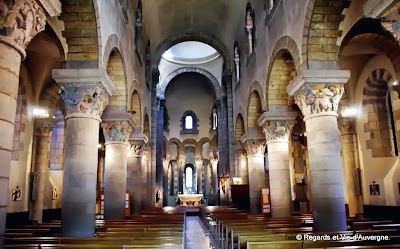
[97,143,102,148]
[33,108,49,118]
[341,106,358,117]
[394,81,399,86]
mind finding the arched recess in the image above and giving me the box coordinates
[302,0,349,69]
[249,81,266,109]
[235,114,245,143]
[169,138,183,157]
[131,90,142,130]
[362,69,396,157]
[158,67,222,100]
[182,139,201,157]
[60,0,99,62]
[106,49,127,108]
[247,90,263,131]
[267,50,296,107]
[152,32,232,72]
[143,114,150,139]
[103,34,122,67]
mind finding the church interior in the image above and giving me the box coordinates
[1,0,400,248]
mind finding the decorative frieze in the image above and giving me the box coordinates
[0,0,46,57]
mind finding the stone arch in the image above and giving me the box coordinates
[106,48,128,108]
[249,81,265,109]
[158,67,222,100]
[103,34,122,68]
[169,138,184,156]
[267,36,301,81]
[60,0,99,63]
[362,68,396,157]
[302,0,349,69]
[152,32,232,72]
[39,81,63,118]
[266,49,297,108]
[131,90,141,129]
[235,114,245,142]
[182,139,201,156]
[143,114,150,139]
[247,90,262,129]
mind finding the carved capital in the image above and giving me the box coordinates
[195,157,203,166]
[34,118,55,136]
[287,70,350,118]
[293,83,344,117]
[163,155,171,167]
[177,157,186,167]
[60,83,109,120]
[128,140,147,157]
[262,120,295,143]
[0,0,46,58]
[102,120,132,143]
[244,139,266,156]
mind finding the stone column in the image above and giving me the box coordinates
[209,156,219,196]
[236,145,249,184]
[287,70,350,232]
[195,157,203,193]
[127,135,148,215]
[53,69,114,237]
[177,156,185,194]
[258,112,297,217]
[102,118,133,220]
[162,156,171,206]
[31,120,54,223]
[339,119,363,217]
[242,136,266,213]
[203,159,209,196]
[0,1,46,246]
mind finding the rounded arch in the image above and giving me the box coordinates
[131,90,142,128]
[159,67,222,100]
[103,34,122,68]
[266,49,296,107]
[267,36,301,79]
[235,114,245,142]
[249,81,265,109]
[143,114,150,139]
[152,32,232,72]
[106,48,128,108]
[169,138,183,156]
[247,90,262,129]
[182,139,201,156]
[302,0,349,69]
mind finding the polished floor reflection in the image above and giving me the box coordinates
[185,216,218,249]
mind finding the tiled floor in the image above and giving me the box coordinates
[185,216,219,249]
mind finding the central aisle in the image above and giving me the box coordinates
[185,216,218,249]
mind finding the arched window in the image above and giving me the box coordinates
[234,42,240,85]
[245,3,255,54]
[181,110,198,134]
[212,107,218,131]
[185,115,193,130]
[186,167,193,188]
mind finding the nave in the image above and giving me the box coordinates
[4,206,400,249]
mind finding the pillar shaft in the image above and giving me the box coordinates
[102,120,132,220]
[210,159,219,196]
[104,142,128,219]
[0,43,21,245]
[0,2,46,245]
[62,117,100,236]
[127,140,146,215]
[53,69,114,237]
[141,155,150,209]
[288,73,349,232]
[32,122,54,223]
[305,115,346,231]
[258,114,296,217]
[195,158,203,194]
[162,157,170,206]
[178,157,185,194]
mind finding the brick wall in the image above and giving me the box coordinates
[247,91,262,128]
[268,51,296,106]
[60,0,98,61]
[107,49,127,107]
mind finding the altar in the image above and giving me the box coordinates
[177,194,203,206]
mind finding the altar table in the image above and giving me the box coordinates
[177,194,203,206]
